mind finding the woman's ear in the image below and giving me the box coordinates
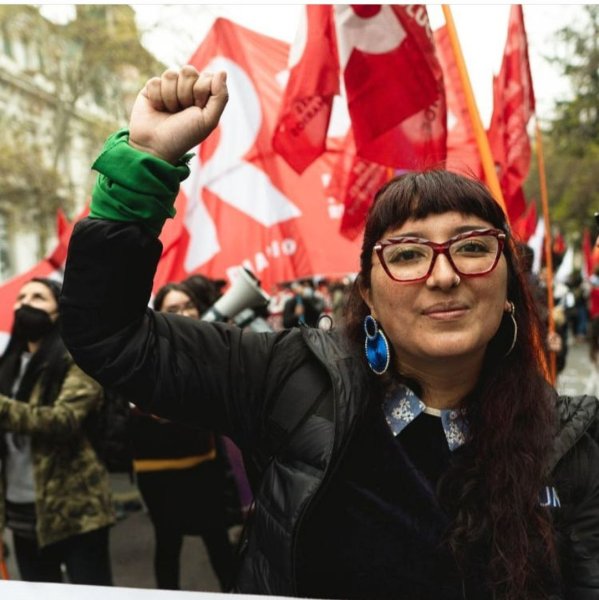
[360,284,374,317]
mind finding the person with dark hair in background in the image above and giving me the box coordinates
[282,279,323,328]
[182,274,226,315]
[0,277,113,584]
[60,66,599,599]
[131,280,234,591]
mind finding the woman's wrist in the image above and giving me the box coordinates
[128,138,175,165]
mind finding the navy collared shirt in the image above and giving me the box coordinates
[382,384,562,508]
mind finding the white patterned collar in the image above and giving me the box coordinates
[382,384,469,451]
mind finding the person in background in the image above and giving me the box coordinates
[282,279,323,328]
[565,271,589,342]
[182,274,226,315]
[131,281,234,591]
[588,264,599,364]
[60,66,599,599]
[266,283,293,331]
[182,273,254,518]
[329,276,353,329]
[0,277,113,584]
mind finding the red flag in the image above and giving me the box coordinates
[511,200,537,243]
[553,230,566,256]
[487,5,535,223]
[593,246,599,273]
[337,5,446,168]
[338,158,391,240]
[326,130,392,240]
[274,5,446,176]
[272,5,339,174]
[154,19,361,293]
[329,5,446,240]
[0,204,89,349]
[56,207,69,240]
[434,25,482,179]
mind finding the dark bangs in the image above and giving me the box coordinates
[359,171,509,277]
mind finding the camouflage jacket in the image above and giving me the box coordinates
[0,357,115,547]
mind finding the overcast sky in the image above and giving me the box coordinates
[40,4,584,126]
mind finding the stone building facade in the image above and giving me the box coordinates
[0,5,160,280]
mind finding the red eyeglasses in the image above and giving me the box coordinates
[373,228,506,283]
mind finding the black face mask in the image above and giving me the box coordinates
[13,305,55,342]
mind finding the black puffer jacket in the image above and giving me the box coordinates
[60,219,599,598]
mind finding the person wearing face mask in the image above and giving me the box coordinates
[0,277,114,584]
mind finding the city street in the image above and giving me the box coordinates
[2,339,597,591]
[2,468,241,591]
[556,338,598,397]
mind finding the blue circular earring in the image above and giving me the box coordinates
[364,315,390,375]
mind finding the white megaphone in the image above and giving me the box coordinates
[201,267,270,323]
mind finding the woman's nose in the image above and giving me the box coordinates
[425,252,458,290]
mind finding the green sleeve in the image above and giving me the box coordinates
[89,129,193,237]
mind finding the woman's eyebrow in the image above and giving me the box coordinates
[453,225,490,234]
[395,225,489,238]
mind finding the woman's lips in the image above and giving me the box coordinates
[422,302,469,319]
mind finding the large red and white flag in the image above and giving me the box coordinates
[275,5,445,239]
[337,5,446,168]
[275,5,446,172]
[434,25,482,179]
[487,5,535,223]
[272,5,339,173]
[154,19,361,293]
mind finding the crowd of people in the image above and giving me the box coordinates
[1,63,599,600]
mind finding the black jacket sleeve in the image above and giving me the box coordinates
[555,433,599,598]
[60,218,301,448]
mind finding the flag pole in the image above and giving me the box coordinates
[535,120,557,383]
[441,5,509,219]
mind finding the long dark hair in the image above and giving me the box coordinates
[0,277,69,406]
[344,171,558,598]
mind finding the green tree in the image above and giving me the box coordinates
[524,6,599,236]
[548,5,599,156]
[0,6,162,202]
[0,5,163,267]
